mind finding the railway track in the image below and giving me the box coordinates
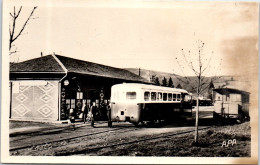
[10,118,219,156]
[54,126,213,156]
[10,124,140,152]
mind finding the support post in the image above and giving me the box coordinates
[58,82,61,121]
[9,82,13,118]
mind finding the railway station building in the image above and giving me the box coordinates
[9,54,149,122]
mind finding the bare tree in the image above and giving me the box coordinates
[9,6,37,55]
[174,40,221,143]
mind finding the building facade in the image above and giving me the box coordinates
[10,54,149,121]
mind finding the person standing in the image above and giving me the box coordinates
[107,103,112,127]
[90,102,97,127]
[82,102,88,124]
[69,108,76,130]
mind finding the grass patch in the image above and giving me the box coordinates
[97,121,251,157]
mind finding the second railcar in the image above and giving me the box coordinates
[213,88,250,120]
[110,83,192,126]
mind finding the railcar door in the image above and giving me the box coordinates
[228,94,241,118]
[111,90,127,122]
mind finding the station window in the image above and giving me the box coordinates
[144,92,150,101]
[177,94,181,101]
[76,92,83,99]
[173,94,177,101]
[157,92,162,101]
[71,99,75,109]
[66,99,71,109]
[151,92,156,101]
[126,92,136,100]
[168,93,172,101]
[163,93,167,101]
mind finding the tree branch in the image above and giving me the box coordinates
[199,82,212,95]
[9,13,14,18]
[175,57,192,82]
[12,6,37,42]
[201,51,213,75]
[181,49,199,76]
[15,6,22,19]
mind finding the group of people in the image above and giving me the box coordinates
[69,102,112,128]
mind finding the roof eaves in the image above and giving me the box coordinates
[10,71,66,74]
[68,71,147,82]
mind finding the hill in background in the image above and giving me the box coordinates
[125,68,237,98]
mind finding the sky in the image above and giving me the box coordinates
[6,0,259,77]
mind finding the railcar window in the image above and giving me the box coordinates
[215,93,222,101]
[242,94,249,103]
[163,93,167,101]
[173,94,177,101]
[157,92,162,101]
[151,92,156,101]
[177,94,181,101]
[168,93,172,101]
[126,92,136,100]
[144,92,150,101]
[184,95,191,102]
[230,94,241,102]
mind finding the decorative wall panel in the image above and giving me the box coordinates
[11,81,59,121]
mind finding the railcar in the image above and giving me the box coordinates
[110,83,192,126]
[213,88,250,120]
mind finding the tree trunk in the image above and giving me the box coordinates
[194,97,199,142]
[194,75,201,143]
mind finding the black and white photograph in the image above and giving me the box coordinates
[1,0,259,164]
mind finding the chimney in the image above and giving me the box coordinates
[41,52,43,57]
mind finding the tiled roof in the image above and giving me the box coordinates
[55,55,148,82]
[10,54,148,83]
[10,55,65,73]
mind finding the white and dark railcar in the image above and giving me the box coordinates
[110,83,193,126]
[213,88,250,120]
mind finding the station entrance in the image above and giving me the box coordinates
[60,75,112,121]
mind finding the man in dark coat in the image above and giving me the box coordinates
[107,103,112,127]
[90,102,97,127]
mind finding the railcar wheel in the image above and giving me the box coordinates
[133,122,139,127]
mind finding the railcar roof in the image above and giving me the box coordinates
[214,88,250,95]
[112,83,188,93]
